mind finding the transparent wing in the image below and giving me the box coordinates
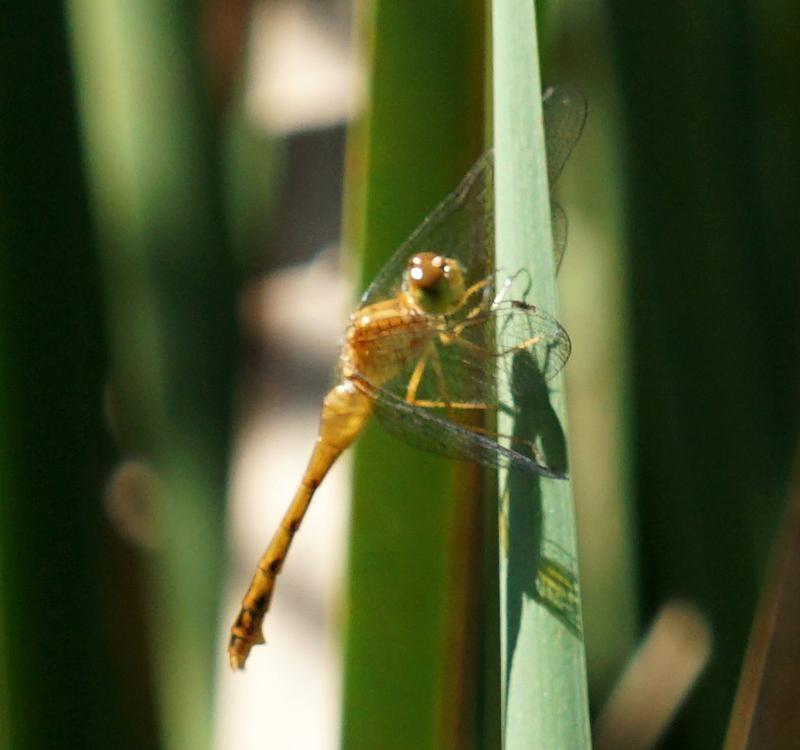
[372,393,565,478]
[542,85,587,187]
[543,85,586,272]
[550,201,568,273]
[359,87,587,309]
[359,299,571,477]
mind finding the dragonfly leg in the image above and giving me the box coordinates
[496,333,544,357]
[404,344,493,410]
[409,399,493,410]
[439,277,496,336]
[229,381,373,670]
[449,286,494,335]
[460,276,493,305]
[419,344,490,410]
[428,343,452,407]
[440,331,544,358]
[405,346,431,403]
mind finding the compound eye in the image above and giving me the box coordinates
[408,252,444,290]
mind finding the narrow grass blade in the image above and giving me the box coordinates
[492,1,591,746]
[341,1,487,748]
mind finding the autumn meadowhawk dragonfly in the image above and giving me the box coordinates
[229,86,586,669]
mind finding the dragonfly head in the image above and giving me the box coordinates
[405,252,465,314]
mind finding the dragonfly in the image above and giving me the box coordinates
[229,86,586,670]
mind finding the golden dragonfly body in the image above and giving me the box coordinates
[230,253,487,669]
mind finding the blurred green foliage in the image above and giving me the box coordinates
[0,4,158,749]
[601,1,800,746]
[66,1,238,749]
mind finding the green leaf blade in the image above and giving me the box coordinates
[492,1,591,747]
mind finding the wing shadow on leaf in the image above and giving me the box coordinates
[503,350,581,723]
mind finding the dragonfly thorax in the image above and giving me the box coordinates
[404,252,465,315]
[341,296,434,388]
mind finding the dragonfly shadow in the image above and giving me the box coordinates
[503,349,581,719]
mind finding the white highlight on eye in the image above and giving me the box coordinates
[410,267,424,281]
[360,315,371,325]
